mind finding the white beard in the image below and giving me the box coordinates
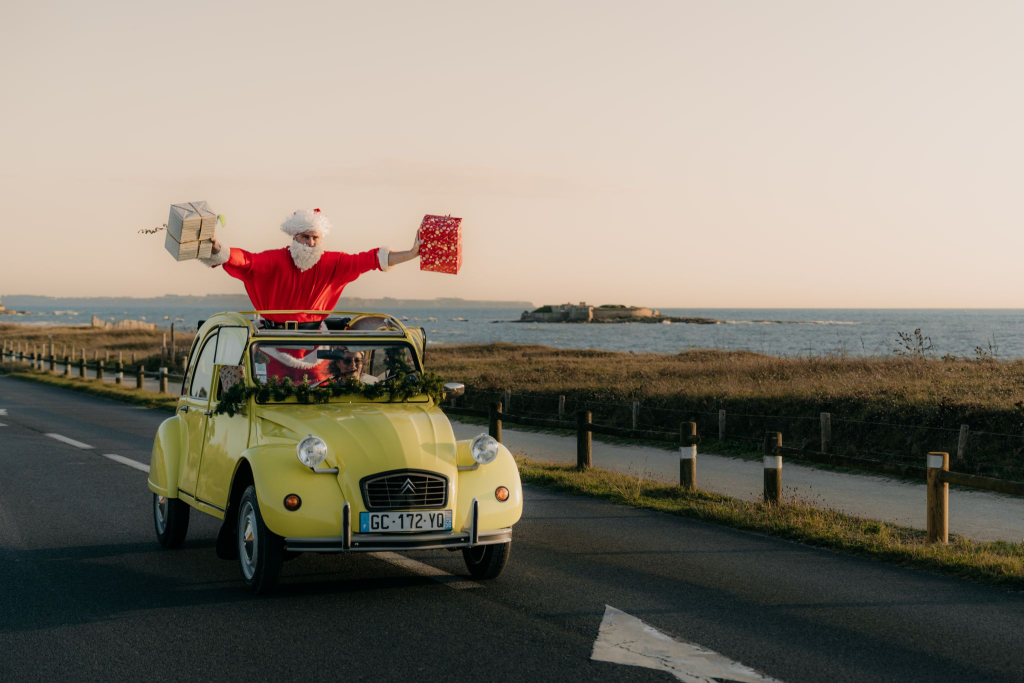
[289,241,325,272]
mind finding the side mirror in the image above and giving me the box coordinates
[443,382,465,398]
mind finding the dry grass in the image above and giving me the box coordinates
[516,457,1024,588]
[0,323,181,352]
[431,344,1024,479]
[0,324,194,371]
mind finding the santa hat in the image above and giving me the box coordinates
[280,207,332,237]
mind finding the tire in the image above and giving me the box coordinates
[462,541,511,580]
[237,485,284,594]
[154,493,190,549]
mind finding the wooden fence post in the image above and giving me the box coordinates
[63,355,70,376]
[49,351,56,372]
[718,409,726,440]
[159,367,168,394]
[115,356,124,385]
[577,410,592,470]
[926,452,949,543]
[558,395,566,422]
[957,425,969,462]
[79,357,86,378]
[763,431,782,504]
[488,401,503,443]
[680,421,697,491]
[170,323,176,365]
[820,412,831,453]
[97,360,104,380]
[503,388,511,412]
[631,401,639,430]
[136,365,144,389]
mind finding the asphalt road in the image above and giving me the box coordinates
[2,376,1024,683]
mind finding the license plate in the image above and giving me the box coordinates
[359,510,452,533]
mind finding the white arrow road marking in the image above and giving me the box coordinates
[368,552,481,590]
[46,433,95,450]
[591,605,783,683]
[102,454,150,473]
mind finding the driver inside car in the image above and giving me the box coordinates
[325,346,379,385]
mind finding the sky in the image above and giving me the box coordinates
[1,1,1021,308]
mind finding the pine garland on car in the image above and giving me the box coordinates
[214,371,448,417]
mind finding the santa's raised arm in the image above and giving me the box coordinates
[199,207,419,328]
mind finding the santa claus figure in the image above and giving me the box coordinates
[200,207,420,382]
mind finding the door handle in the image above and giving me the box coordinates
[203,410,214,417]
[178,405,189,413]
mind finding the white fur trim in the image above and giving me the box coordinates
[281,208,332,237]
[259,346,327,370]
[377,246,390,272]
[199,246,230,268]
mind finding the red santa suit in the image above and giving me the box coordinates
[218,246,385,324]
[200,207,391,383]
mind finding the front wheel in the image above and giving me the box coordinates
[237,486,284,594]
[154,493,190,549]
[462,542,511,580]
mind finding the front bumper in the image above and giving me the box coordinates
[283,498,513,553]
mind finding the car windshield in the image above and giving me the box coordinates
[251,341,418,389]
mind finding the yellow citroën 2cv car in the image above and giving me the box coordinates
[147,310,523,593]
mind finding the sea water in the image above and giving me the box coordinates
[9,306,1024,359]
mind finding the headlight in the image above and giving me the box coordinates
[471,433,499,465]
[296,435,328,468]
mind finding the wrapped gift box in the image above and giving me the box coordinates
[419,214,462,275]
[165,201,217,261]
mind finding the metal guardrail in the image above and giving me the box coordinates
[0,350,183,393]
[450,401,1024,545]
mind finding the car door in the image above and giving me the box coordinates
[195,327,250,509]
[178,331,219,500]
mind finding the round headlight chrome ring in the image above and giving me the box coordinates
[296,434,328,468]
[471,433,500,465]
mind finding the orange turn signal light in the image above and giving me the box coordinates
[495,486,509,502]
[284,494,302,511]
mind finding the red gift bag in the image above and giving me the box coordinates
[419,214,462,275]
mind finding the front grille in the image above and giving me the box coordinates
[360,470,449,510]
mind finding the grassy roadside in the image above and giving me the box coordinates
[515,457,1024,588]
[2,362,1021,587]
[430,343,1024,480]
[0,363,178,412]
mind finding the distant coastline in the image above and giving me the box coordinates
[2,294,535,310]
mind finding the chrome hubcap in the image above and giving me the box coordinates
[155,495,168,534]
[238,502,258,580]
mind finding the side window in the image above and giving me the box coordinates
[189,333,219,400]
[180,336,202,396]
[215,327,248,366]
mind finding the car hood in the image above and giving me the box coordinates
[256,401,459,475]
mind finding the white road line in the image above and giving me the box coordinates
[46,433,95,450]
[368,552,481,590]
[592,605,782,682]
[102,453,150,473]
[0,409,8,415]
[0,422,6,427]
